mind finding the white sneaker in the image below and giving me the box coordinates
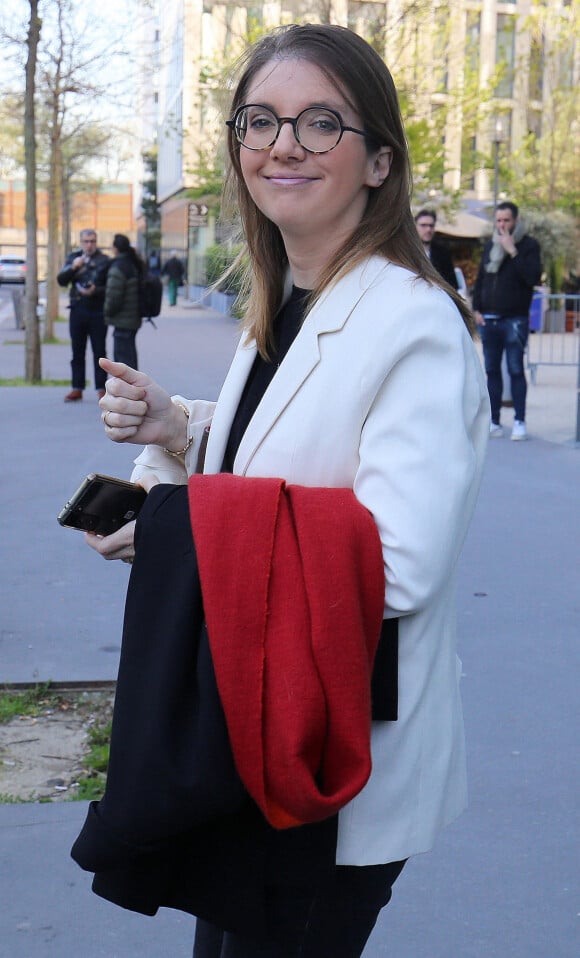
[489,422,503,438]
[511,420,528,441]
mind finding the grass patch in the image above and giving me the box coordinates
[0,686,114,804]
[1,338,69,346]
[73,718,112,802]
[0,683,59,723]
[0,377,70,386]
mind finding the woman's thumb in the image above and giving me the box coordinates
[99,358,150,387]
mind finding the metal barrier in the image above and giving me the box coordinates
[527,293,580,381]
[527,293,580,443]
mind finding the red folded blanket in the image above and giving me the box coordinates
[188,474,385,829]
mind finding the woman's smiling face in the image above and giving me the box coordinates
[238,58,390,256]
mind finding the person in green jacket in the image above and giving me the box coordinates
[104,234,144,369]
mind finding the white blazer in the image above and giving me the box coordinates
[132,256,490,865]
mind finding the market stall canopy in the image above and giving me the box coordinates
[436,212,490,239]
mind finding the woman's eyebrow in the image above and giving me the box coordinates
[243,99,348,113]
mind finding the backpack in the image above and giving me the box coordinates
[139,271,163,321]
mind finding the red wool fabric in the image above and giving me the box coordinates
[187,474,385,829]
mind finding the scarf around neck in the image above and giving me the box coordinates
[485,218,526,273]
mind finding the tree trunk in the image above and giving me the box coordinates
[24,0,41,382]
[44,122,62,341]
[62,171,72,256]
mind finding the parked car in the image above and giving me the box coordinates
[454,267,469,303]
[0,256,27,284]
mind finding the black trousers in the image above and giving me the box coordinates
[112,327,138,369]
[192,860,406,958]
[69,302,107,390]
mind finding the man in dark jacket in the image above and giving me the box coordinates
[473,202,542,441]
[57,228,109,402]
[414,210,458,289]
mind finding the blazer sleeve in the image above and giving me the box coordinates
[353,289,489,617]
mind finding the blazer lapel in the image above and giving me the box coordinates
[204,257,390,475]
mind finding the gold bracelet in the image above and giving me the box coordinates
[164,401,193,458]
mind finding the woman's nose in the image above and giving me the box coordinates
[270,120,305,159]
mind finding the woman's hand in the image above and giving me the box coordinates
[84,473,160,563]
[98,358,188,451]
[85,519,138,563]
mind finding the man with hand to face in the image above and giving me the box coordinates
[472,201,542,441]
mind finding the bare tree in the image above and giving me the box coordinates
[33,0,134,337]
[60,125,110,256]
[24,0,41,382]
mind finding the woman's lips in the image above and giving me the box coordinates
[265,175,316,186]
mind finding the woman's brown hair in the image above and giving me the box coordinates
[222,24,475,355]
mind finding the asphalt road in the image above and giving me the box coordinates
[0,292,578,958]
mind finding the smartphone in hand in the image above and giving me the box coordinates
[57,473,147,536]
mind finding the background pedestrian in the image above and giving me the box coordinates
[414,209,458,289]
[161,250,185,306]
[104,234,145,371]
[57,228,109,402]
[473,201,542,440]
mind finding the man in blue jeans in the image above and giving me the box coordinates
[473,202,542,440]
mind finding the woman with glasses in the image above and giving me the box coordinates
[85,22,489,958]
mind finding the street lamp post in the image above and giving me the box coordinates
[492,117,505,210]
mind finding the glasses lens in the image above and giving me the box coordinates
[296,109,342,152]
[235,106,278,149]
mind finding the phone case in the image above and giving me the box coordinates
[57,473,147,536]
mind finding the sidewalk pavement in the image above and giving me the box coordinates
[1,292,579,957]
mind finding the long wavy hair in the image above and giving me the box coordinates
[222,24,475,356]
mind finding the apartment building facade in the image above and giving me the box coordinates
[153,0,577,261]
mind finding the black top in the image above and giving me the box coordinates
[221,285,309,472]
[429,240,458,289]
[472,233,542,318]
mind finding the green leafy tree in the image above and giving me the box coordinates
[509,0,580,214]
[524,210,578,292]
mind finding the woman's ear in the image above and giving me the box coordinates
[368,146,393,188]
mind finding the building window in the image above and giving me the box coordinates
[465,10,481,76]
[432,9,449,92]
[495,14,515,98]
[527,109,542,142]
[498,110,512,149]
[461,134,477,191]
[528,34,544,102]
